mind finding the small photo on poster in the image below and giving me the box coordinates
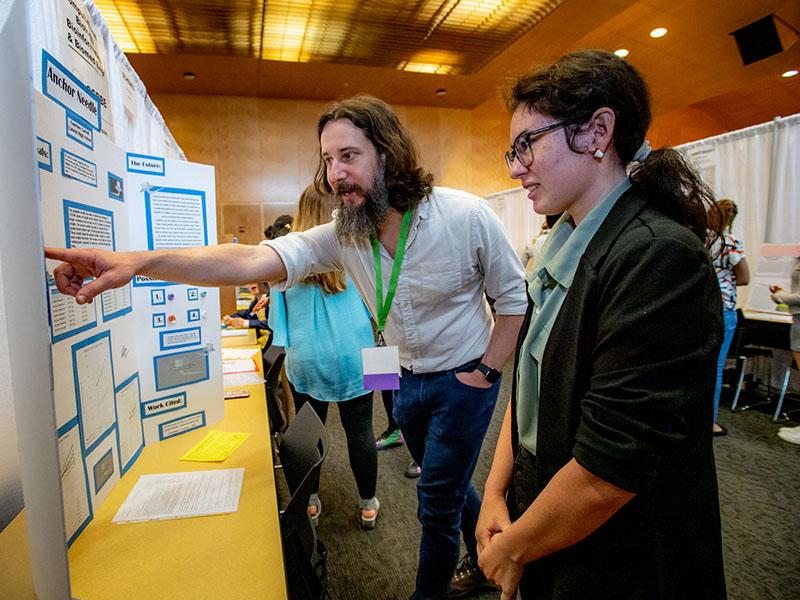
[108,172,124,202]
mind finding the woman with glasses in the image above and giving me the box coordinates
[475,50,727,599]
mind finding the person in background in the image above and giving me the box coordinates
[269,185,380,528]
[476,49,726,599]
[375,390,422,479]
[260,214,294,245]
[771,254,800,445]
[518,213,562,272]
[223,282,270,342]
[708,198,749,436]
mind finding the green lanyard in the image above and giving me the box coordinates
[370,210,413,345]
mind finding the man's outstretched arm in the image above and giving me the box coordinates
[45,244,287,305]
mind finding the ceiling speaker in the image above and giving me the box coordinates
[731,14,797,66]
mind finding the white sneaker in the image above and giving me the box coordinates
[777,428,800,445]
[778,424,800,433]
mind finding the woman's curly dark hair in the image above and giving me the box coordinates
[507,49,721,246]
[314,95,433,213]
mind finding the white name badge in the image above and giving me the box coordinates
[362,345,401,390]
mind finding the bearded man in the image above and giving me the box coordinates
[46,95,526,600]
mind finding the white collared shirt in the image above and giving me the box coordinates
[265,186,527,373]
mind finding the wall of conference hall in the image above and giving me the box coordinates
[152,92,734,248]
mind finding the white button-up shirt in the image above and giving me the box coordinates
[266,187,527,373]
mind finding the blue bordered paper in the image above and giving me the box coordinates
[141,391,187,419]
[107,172,124,202]
[61,148,97,188]
[144,187,208,250]
[63,199,115,250]
[159,326,202,351]
[71,330,117,457]
[56,417,93,547]
[153,348,210,391]
[113,372,144,475]
[41,50,102,131]
[126,152,165,176]
[65,114,93,151]
[47,272,98,344]
[158,411,206,441]
[37,137,53,172]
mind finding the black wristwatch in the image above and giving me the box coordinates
[475,362,502,383]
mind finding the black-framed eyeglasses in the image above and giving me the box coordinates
[504,115,589,169]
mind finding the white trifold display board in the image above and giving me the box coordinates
[38,81,222,548]
[28,0,185,158]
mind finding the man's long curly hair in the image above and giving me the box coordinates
[314,95,433,213]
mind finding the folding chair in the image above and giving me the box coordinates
[265,351,287,436]
[275,403,330,599]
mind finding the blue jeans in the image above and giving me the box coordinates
[713,309,738,422]
[393,359,501,600]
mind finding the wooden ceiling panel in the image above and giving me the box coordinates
[116,0,800,139]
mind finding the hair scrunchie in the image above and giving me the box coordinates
[632,140,651,162]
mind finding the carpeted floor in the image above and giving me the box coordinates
[306,372,800,600]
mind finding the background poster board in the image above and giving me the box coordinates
[746,244,800,316]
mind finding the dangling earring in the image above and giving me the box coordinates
[593,149,605,160]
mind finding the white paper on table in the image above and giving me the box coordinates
[222,347,260,360]
[221,329,249,337]
[223,372,266,388]
[112,468,245,523]
[222,359,257,374]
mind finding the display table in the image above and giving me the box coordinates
[0,511,36,599]
[0,341,286,600]
[221,327,258,346]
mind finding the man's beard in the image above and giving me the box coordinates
[334,171,390,243]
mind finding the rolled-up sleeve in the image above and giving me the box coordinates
[474,202,527,315]
[572,236,723,494]
[263,222,343,291]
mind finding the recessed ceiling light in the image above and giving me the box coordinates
[183,72,196,80]
[782,69,798,78]
[614,48,630,58]
[650,27,668,38]
[436,88,447,96]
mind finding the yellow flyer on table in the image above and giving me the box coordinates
[180,431,251,462]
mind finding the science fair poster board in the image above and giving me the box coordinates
[38,78,221,547]
[746,244,800,316]
[125,156,223,446]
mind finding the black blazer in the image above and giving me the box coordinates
[510,188,726,599]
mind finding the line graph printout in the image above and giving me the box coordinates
[58,425,91,543]
[73,334,116,450]
[115,375,143,472]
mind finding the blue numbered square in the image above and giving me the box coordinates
[187,309,201,322]
[152,313,166,328]
[187,287,199,301]
[151,289,166,305]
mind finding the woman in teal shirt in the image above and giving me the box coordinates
[269,185,379,529]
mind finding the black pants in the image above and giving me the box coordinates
[508,447,539,599]
[290,383,378,500]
